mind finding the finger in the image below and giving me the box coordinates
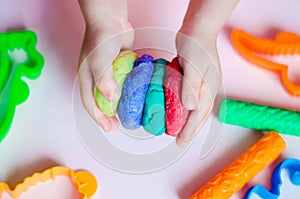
[81,23,134,102]
[120,23,134,49]
[110,117,120,131]
[90,27,134,102]
[179,57,206,110]
[95,67,120,102]
[176,60,222,146]
[176,81,214,147]
[204,62,222,97]
[87,32,122,102]
[78,62,118,131]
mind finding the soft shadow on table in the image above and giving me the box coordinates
[211,91,225,118]
[6,26,26,32]
[5,157,59,189]
[225,92,298,112]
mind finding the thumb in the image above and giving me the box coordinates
[179,57,205,110]
[94,67,120,102]
[88,32,122,102]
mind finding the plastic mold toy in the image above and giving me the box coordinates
[0,31,44,142]
[244,158,300,199]
[232,29,300,96]
[0,166,97,199]
[218,98,300,137]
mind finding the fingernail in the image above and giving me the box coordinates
[176,136,187,147]
[102,126,110,132]
[110,118,120,131]
[95,117,111,132]
[183,96,197,110]
[177,140,187,147]
[107,89,120,101]
[98,121,111,132]
[97,120,111,132]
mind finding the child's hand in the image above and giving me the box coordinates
[78,0,133,131]
[176,29,221,147]
[175,0,239,147]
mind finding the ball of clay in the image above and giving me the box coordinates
[118,54,154,130]
[164,57,189,136]
[94,51,138,117]
[142,59,169,136]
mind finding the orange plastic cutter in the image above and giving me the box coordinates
[232,29,300,96]
[0,166,97,199]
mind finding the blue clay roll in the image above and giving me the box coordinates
[118,55,154,130]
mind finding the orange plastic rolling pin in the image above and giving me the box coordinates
[189,131,286,199]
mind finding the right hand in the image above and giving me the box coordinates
[175,28,222,147]
[78,0,133,131]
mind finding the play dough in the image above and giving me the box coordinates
[118,55,154,130]
[94,50,138,117]
[164,57,189,136]
[142,59,169,136]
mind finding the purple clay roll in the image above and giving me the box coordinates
[118,54,154,130]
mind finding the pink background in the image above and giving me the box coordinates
[0,0,300,198]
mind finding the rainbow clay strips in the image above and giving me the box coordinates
[94,50,138,117]
[0,31,44,142]
[118,54,154,130]
[218,98,300,136]
[142,59,169,136]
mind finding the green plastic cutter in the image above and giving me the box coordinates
[0,31,44,142]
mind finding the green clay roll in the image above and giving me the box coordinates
[218,98,300,136]
[142,59,169,135]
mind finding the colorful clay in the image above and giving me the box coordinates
[94,50,138,117]
[164,57,189,136]
[218,98,300,137]
[142,59,169,136]
[118,55,154,130]
[190,132,286,199]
